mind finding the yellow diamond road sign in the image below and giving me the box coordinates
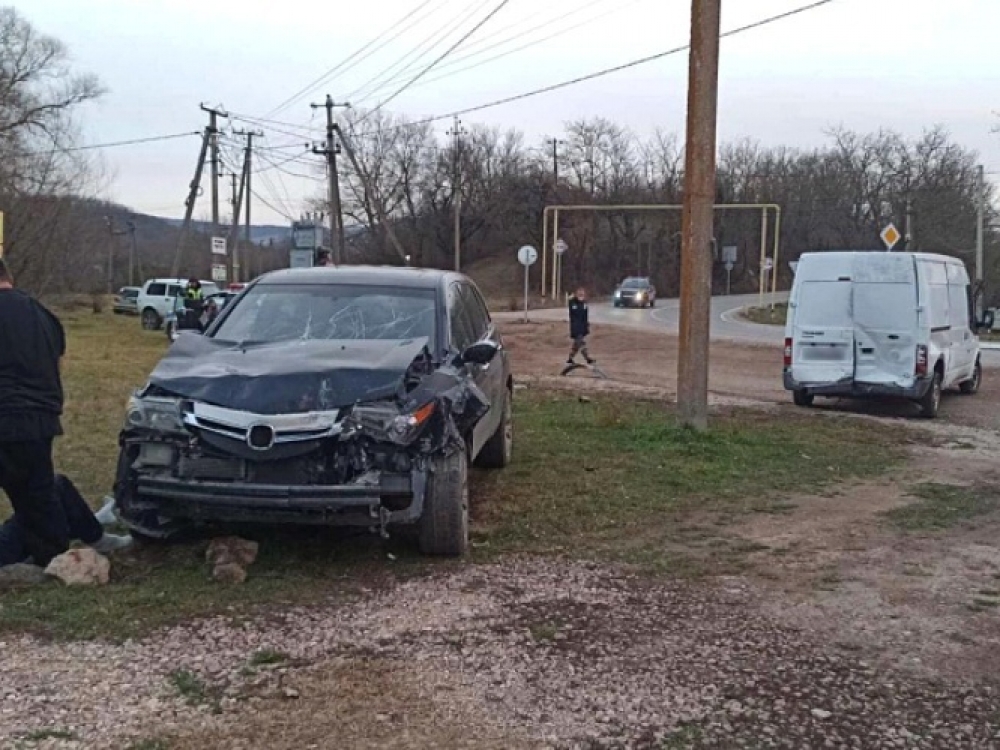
[880,223,901,250]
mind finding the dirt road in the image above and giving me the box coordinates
[502,320,1000,431]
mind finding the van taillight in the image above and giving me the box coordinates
[783,338,793,367]
[915,344,928,376]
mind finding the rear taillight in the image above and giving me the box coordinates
[783,338,793,367]
[915,344,928,376]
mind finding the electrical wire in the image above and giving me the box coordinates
[345,0,492,104]
[362,0,513,121]
[361,0,836,133]
[25,131,201,156]
[249,186,297,221]
[264,0,446,118]
[352,0,629,106]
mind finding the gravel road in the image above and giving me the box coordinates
[2,560,998,749]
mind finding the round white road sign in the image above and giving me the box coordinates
[518,245,538,266]
[554,238,568,255]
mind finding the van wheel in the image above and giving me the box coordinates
[918,371,943,418]
[418,446,469,557]
[959,361,982,395]
[793,389,814,407]
[141,308,161,330]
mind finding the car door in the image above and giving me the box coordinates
[448,282,500,456]
[946,266,975,385]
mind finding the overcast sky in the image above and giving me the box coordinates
[24,0,1000,225]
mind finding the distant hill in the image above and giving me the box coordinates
[158,217,290,245]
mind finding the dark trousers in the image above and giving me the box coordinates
[0,441,72,566]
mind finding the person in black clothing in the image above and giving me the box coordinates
[0,257,72,566]
[567,286,596,365]
[0,474,131,566]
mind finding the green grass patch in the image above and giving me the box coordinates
[21,728,78,742]
[740,302,788,326]
[249,648,290,667]
[885,483,1000,531]
[0,313,910,639]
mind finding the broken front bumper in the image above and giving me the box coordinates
[783,371,933,399]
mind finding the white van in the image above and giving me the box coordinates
[137,278,219,330]
[783,251,985,418]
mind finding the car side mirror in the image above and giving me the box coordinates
[459,340,499,366]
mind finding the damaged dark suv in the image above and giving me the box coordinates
[113,267,512,556]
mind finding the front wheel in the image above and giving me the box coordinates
[474,390,512,469]
[141,308,161,330]
[918,371,943,418]
[959,360,982,395]
[793,389,814,407]
[419,446,469,557]
[649,298,656,308]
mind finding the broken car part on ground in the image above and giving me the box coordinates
[114,267,513,556]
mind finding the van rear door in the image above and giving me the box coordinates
[790,280,854,384]
[852,257,918,386]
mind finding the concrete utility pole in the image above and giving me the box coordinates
[171,126,211,277]
[235,130,261,280]
[227,163,247,282]
[905,195,914,251]
[448,116,467,272]
[976,165,985,287]
[549,137,563,186]
[200,104,229,241]
[676,0,722,431]
[311,95,349,263]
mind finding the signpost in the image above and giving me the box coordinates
[518,245,538,323]
[722,245,737,295]
[211,236,226,256]
[553,238,568,299]
[880,223,901,252]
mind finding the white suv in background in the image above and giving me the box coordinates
[137,278,219,330]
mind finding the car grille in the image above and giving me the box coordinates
[182,402,344,449]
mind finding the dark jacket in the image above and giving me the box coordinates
[0,289,65,441]
[568,295,589,339]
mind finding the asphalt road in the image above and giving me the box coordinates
[509,292,1000,367]
[512,292,787,346]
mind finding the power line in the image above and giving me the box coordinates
[380,0,835,131]
[25,131,200,156]
[264,0,445,118]
[345,0,492,104]
[363,0,513,120]
[249,186,296,222]
[353,0,630,106]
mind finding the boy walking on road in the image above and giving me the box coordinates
[567,286,596,366]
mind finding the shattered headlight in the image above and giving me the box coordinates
[124,394,186,434]
[350,401,436,446]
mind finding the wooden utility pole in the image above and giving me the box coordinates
[311,95,349,263]
[677,0,722,431]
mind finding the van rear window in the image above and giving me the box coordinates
[797,282,852,328]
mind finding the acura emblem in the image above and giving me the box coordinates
[247,423,276,451]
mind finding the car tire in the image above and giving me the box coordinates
[650,298,656,308]
[918,371,943,418]
[419,445,469,557]
[793,389,814,407]
[475,389,512,469]
[959,360,982,395]
[141,308,162,330]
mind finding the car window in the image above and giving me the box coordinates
[146,283,166,296]
[462,283,490,340]
[212,283,437,347]
[168,285,183,297]
[449,284,476,351]
[125,289,139,299]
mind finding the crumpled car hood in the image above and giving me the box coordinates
[148,334,431,414]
